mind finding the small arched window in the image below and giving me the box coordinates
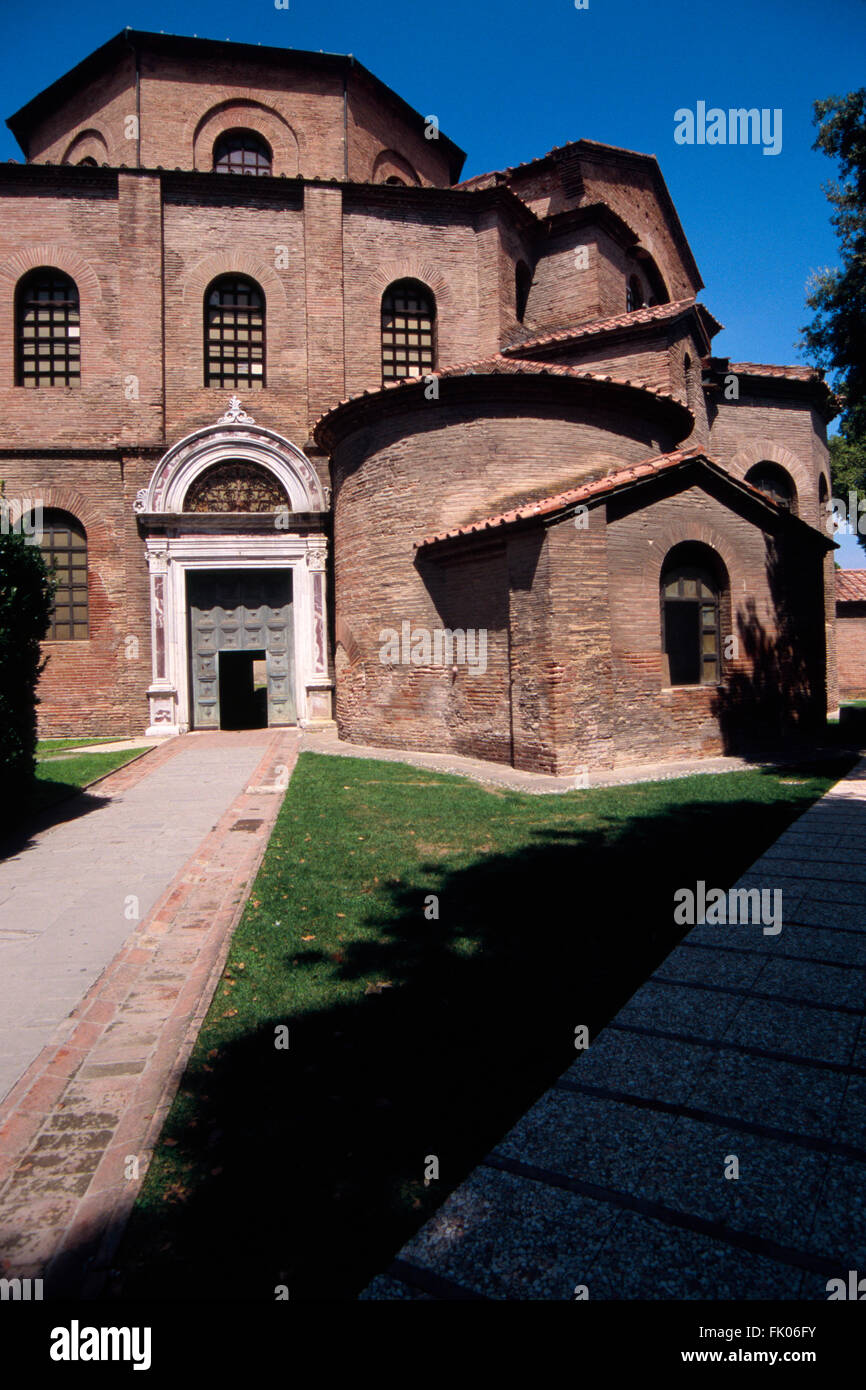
[77,157,98,167]
[16,268,80,388]
[213,130,272,176]
[35,509,89,640]
[661,549,724,686]
[818,474,829,505]
[745,462,797,516]
[626,276,645,313]
[204,276,266,389]
[384,175,406,186]
[381,279,436,383]
[515,262,532,322]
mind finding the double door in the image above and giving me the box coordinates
[188,569,296,729]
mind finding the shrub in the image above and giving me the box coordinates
[0,522,54,829]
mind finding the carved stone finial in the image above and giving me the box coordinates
[218,395,256,425]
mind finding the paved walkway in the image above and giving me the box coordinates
[0,733,271,1102]
[363,756,866,1300]
[0,729,299,1294]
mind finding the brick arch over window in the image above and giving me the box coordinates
[191,100,300,176]
[183,252,289,313]
[0,245,101,306]
[647,521,736,578]
[729,441,813,518]
[1,249,101,388]
[21,486,111,553]
[370,261,451,310]
[371,149,421,186]
[60,128,110,165]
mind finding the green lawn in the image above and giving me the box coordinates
[113,749,856,1302]
[29,747,147,815]
[36,736,124,755]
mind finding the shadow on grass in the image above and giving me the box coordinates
[103,751,858,1304]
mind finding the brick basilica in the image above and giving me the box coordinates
[0,29,838,774]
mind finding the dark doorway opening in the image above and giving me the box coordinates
[218,649,268,729]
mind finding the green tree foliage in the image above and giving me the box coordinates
[0,517,54,830]
[802,90,866,554]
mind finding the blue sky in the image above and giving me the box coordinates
[3,0,865,560]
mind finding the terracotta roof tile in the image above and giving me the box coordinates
[312,353,686,435]
[417,449,700,547]
[836,570,866,602]
[503,299,701,354]
[416,447,805,549]
[728,361,822,383]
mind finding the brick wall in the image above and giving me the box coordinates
[329,383,690,762]
[837,604,866,698]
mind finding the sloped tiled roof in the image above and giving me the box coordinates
[503,298,716,355]
[836,570,866,602]
[728,361,822,383]
[313,352,689,445]
[415,447,799,549]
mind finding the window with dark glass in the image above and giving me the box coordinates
[16,269,80,388]
[626,276,645,312]
[213,131,272,176]
[204,276,265,389]
[515,262,532,322]
[37,510,88,640]
[381,279,435,383]
[745,462,797,515]
[661,563,721,686]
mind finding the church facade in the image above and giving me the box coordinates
[0,30,837,774]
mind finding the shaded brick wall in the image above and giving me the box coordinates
[604,479,827,767]
[523,228,602,333]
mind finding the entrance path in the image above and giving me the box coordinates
[363,756,866,1300]
[0,728,299,1294]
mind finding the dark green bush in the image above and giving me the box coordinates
[0,521,54,829]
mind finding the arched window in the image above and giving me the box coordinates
[381,279,435,383]
[745,462,797,515]
[204,276,265,389]
[16,268,80,388]
[77,157,98,167]
[384,175,406,186]
[818,473,829,505]
[626,276,645,313]
[35,509,88,640]
[661,546,724,687]
[213,130,273,176]
[515,262,532,322]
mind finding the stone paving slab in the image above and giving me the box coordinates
[364,756,866,1300]
[0,729,300,1295]
[0,733,274,1103]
